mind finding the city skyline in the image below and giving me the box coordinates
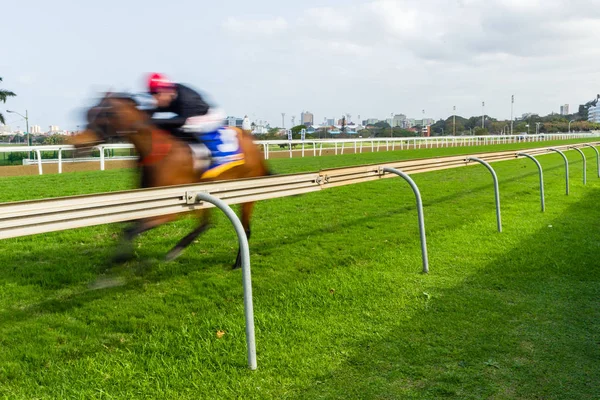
[0,99,580,134]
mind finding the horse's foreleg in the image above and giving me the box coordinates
[113,215,175,263]
[165,211,212,261]
[234,202,255,269]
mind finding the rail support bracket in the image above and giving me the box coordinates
[186,191,209,205]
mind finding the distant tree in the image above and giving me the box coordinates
[43,135,68,145]
[0,77,17,124]
[290,125,306,135]
[373,121,390,129]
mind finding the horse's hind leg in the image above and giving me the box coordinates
[234,202,255,269]
[165,210,212,261]
[113,215,175,263]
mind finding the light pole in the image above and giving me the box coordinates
[526,124,530,135]
[510,95,514,135]
[6,109,30,156]
[535,122,541,135]
[390,112,394,137]
[569,119,575,133]
[481,101,485,129]
[453,105,456,136]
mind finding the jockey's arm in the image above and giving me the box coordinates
[150,84,210,131]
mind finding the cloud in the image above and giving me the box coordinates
[222,16,288,36]
[216,0,600,125]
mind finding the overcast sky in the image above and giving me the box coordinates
[1,0,599,130]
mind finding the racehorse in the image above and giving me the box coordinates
[71,93,271,268]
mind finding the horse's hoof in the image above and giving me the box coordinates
[112,245,134,264]
[165,247,183,262]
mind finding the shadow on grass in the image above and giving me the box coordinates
[290,188,600,399]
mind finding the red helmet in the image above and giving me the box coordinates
[148,73,175,94]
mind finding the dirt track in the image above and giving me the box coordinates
[0,145,426,177]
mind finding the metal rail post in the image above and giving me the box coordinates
[583,144,599,178]
[516,153,545,212]
[381,167,429,273]
[98,146,105,171]
[195,192,257,370]
[548,148,569,195]
[35,149,43,175]
[569,147,587,185]
[465,157,502,232]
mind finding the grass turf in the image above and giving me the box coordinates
[0,138,599,399]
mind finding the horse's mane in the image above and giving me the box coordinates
[106,92,140,107]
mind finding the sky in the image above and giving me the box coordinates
[1,0,599,130]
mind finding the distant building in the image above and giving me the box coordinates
[30,125,42,134]
[392,114,407,127]
[0,125,11,134]
[588,104,600,123]
[412,118,434,126]
[362,118,379,125]
[224,116,244,128]
[560,104,570,115]
[301,111,314,126]
[326,118,335,126]
[48,125,59,133]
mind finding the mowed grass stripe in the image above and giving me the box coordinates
[0,139,598,399]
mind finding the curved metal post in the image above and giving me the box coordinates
[569,147,587,185]
[465,157,502,232]
[58,148,63,174]
[548,148,569,195]
[195,192,257,370]
[516,153,545,212]
[381,167,429,273]
[583,144,599,178]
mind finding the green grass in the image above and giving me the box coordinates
[0,139,599,399]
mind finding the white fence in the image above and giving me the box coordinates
[0,133,598,175]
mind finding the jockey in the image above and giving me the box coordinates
[146,73,244,175]
[147,72,210,141]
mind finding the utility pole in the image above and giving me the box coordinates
[6,109,30,158]
[510,95,514,135]
[481,101,485,129]
[281,113,285,129]
[453,105,456,135]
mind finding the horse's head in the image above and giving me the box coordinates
[71,93,147,148]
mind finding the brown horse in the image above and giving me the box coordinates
[72,93,271,268]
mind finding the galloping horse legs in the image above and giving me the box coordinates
[113,215,175,263]
[165,211,212,261]
[234,202,255,269]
